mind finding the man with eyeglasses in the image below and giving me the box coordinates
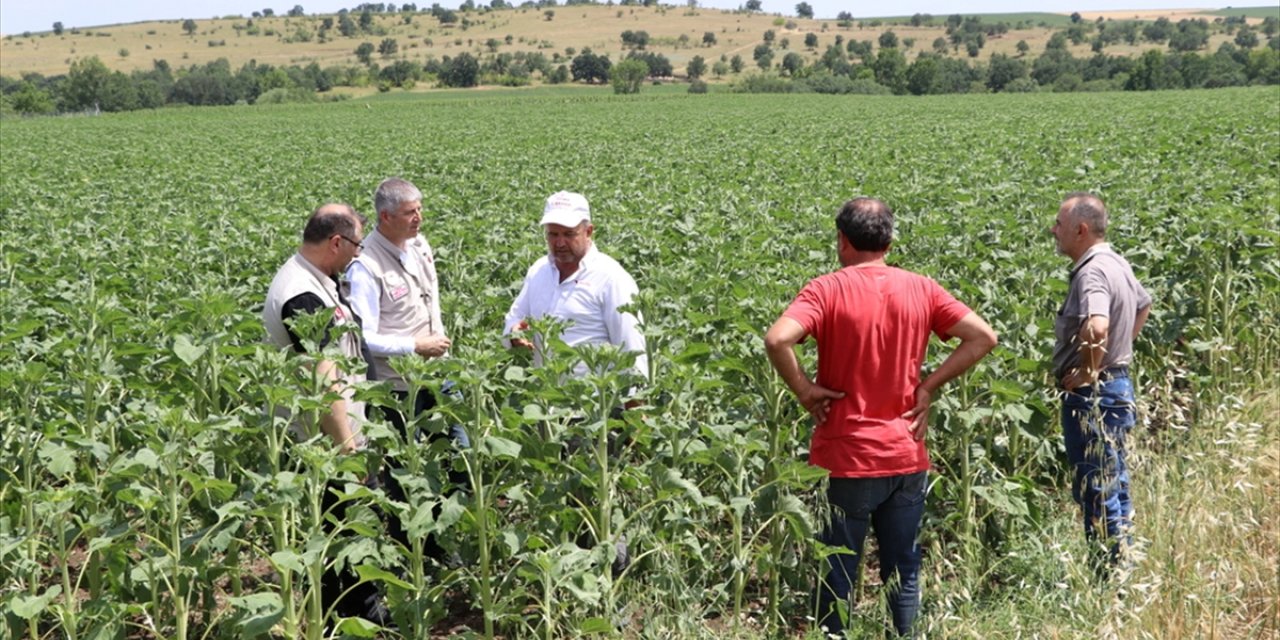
[346,177,468,565]
[263,202,392,624]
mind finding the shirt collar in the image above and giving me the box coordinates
[1072,242,1111,270]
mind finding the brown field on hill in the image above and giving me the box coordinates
[0,6,1265,79]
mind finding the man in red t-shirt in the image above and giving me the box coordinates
[765,197,997,637]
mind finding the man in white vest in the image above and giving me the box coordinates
[346,177,468,565]
[263,202,368,452]
[263,203,391,625]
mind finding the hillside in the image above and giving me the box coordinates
[1,5,1274,78]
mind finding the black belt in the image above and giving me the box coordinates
[1058,365,1129,389]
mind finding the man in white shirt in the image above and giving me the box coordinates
[502,190,649,385]
[346,177,467,566]
[503,191,648,582]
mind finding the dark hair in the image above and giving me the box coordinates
[302,203,365,244]
[835,197,893,251]
[1063,192,1107,237]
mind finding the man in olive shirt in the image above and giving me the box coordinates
[1051,192,1151,570]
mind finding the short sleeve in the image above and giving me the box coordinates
[280,292,331,353]
[928,279,972,341]
[1079,269,1111,318]
[782,280,826,341]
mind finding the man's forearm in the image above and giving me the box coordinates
[920,338,996,395]
[316,359,357,452]
[1078,315,1110,378]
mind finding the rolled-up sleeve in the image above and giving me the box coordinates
[603,270,649,379]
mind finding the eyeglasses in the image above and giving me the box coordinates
[336,234,364,251]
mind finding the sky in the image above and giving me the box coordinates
[2,0,1277,36]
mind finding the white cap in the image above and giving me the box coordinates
[539,191,591,227]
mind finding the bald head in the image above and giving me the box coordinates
[303,203,366,245]
[1061,192,1107,238]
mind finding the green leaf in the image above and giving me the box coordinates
[38,441,76,477]
[578,617,614,634]
[270,550,305,575]
[482,436,522,459]
[173,335,206,365]
[354,564,416,590]
[9,586,61,618]
[336,617,382,637]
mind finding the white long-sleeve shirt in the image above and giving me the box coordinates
[503,245,648,380]
[346,257,417,356]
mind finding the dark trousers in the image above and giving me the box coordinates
[321,387,470,621]
[816,471,927,638]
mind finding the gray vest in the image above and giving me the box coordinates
[263,253,367,442]
[352,228,445,390]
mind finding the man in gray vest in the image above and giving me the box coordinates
[1051,192,1152,572]
[263,202,368,453]
[263,203,391,625]
[346,177,468,565]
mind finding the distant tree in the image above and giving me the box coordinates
[712,59,729,76]
[621,30,650,48]
[1016,40,1029,56]
[879,31,898,49]
[1046,32,1068,51]
[611,58,647,93]
[571,49,611,83]
[730,53,744,72]
[836,11,853,21]
[61,56,111,111]
[933,37,949,54]
[703,31,716,46]
[53,22,64,36]
[289,5,305,17]
[763,29,775,44]
[687,54,707,78]
[1126,48,1181,90]
[756,51,773,69]
[263,8,275,17]
[873,46,907,93]
[360,9,374,30]
[1070,12,1082,24]
[1235,27,1259,49]
[544,9,555,20]
[745,0,762,11]
[804,33,818,48]
[1263,16,1279,37]
[1143,17,1172,44]
[379,37,399,57]
[1169,19,1209,52]
[183,19,198,35]
[986,53,1027,91]
[442,52,480,86]
[779,37,790,49]
[339,14,357,36]
[907,54,940,94]
[795,2,814,19]
[549,64,570,83]
[119,48,130,58]
[781,51,805,75]
[356,41,376,63]
[12,82,56,114]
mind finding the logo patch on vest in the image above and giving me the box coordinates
[390,285,409,301]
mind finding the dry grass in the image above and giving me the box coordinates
[0,6,1267,78]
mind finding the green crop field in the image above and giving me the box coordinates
[1,87,1277,639]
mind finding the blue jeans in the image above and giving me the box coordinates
[817,471,926,638]
[1061,374,1135,564]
